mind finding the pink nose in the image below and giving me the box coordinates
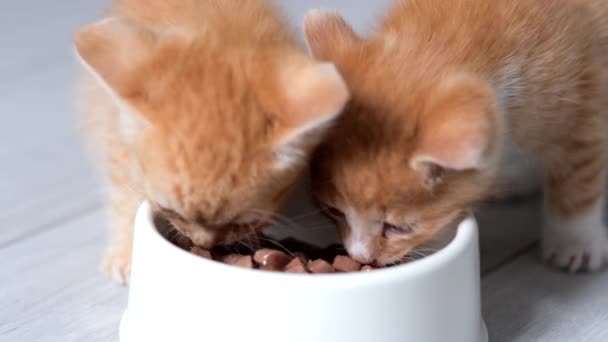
[348,243,374,264]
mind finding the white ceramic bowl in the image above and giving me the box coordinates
[120,202,488,342]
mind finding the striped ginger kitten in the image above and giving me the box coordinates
[74,0,349,284]
[305,0,608,272]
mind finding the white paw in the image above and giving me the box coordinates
[101,246,132,286]
[542,233,608,272]
[542,207,608,272]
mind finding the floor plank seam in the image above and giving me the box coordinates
[481,241,538,277]
[0,201,102,250]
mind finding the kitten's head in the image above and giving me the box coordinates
[305,11,501,265]
[75,17,349,248]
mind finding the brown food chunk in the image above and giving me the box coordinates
[258,265,280,272]
[234,255,254,269]
[308,259,335,274]
[222,254,242,265]
[360,265,374,272]
[294,252,309,264]
[167,229,392,274]
[253,249,292,270]
[190,246,212,259]
[284,257,308,273]
[333,255,362,272]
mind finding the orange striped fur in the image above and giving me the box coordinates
[306,0,608,271]
[74,0,349,284]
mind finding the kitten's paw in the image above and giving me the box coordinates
[542,222,608,273]
[101,246,132,286]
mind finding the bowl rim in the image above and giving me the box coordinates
[135,201,478,286]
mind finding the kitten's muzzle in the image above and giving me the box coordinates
[351,255,374,264]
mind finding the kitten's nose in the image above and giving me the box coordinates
[349,242,373,264]
[351,254,373,264]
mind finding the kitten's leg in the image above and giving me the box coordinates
[542,134,608,272]
[101,161,142,285]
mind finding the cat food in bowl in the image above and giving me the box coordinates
[120,202,488,342]
[169,232,382,273]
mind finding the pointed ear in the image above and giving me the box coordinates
[273,62,350,169]
[304,9,360,61]
[74,17,158,99]
[410,75,499,185]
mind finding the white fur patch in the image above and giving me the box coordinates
[274,63,347,171]
[344,209,378,263]
[349,241,370,261]
[542,197,608,272]
[274,143,308,171]
[273,111,338,171]
[495,57,525,110]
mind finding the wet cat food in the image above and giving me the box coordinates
[157,212,390,274]
[284,258,308,273]
[332,255,362,272]
[169,233,386,273]
[254,249,292,270]
[308,259,336,274]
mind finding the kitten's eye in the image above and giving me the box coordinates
[382,222,415,237]
[325,206,345,220]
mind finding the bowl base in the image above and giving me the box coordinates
[120,310,489,342]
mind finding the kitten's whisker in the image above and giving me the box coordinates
[248,212,299,231]
[251,236,294,257]
[245,226,264,250]
[397,254,415,265]
[407,249,429,260]
[412,248,440,256]
[247,225,262,250]
[237,240,254,252]
[167,222,182,239]
[414,248,439,252]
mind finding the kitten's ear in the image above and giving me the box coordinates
[274,62,350,169]
[410,75,499,185]
[304,10,360,61]
[74,17,158,98]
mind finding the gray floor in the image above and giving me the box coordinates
[1,1,607,341]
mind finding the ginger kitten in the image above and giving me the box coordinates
[305,0,608,271]
[74,0,349,284]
